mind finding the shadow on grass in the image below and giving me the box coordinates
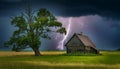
[58,53,102,56]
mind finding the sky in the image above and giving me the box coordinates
[0,0,120,50]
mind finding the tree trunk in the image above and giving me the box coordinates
[32,47,41,56]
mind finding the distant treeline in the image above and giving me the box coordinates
[116,48,120,51]
[99,48,120,51]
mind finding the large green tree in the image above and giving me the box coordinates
[4,7,66,56]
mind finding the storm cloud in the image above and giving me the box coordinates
[1,0,120,18]
[0,0,120,50]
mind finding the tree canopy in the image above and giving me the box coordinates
[4,7,66,56]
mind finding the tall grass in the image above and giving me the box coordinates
[0,51,120,69]
[0,61,119,69]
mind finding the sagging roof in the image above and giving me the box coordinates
[76,34,96,48]
[65,33,98,50]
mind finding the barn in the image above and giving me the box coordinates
[65,32,99,54]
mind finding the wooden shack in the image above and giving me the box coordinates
[65,32,99,54]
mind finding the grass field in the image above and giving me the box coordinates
[0,51,120,69]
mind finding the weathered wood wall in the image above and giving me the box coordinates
[66,35,98,54]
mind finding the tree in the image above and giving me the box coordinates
[116,48,120,51]
[4,7,66,56]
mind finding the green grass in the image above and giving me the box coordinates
[0,51,120,69]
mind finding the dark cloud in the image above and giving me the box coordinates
[2,0,22,2]
[59,0,120,19]
[0,0,120,50]
[1,0,120,18]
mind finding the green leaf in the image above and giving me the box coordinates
[4,7,66,54]
[56,27,67,35]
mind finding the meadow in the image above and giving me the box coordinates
[0,51,120,69]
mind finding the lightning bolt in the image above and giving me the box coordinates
[57,17,72,50]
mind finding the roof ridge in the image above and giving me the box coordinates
[77,33,96,48]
